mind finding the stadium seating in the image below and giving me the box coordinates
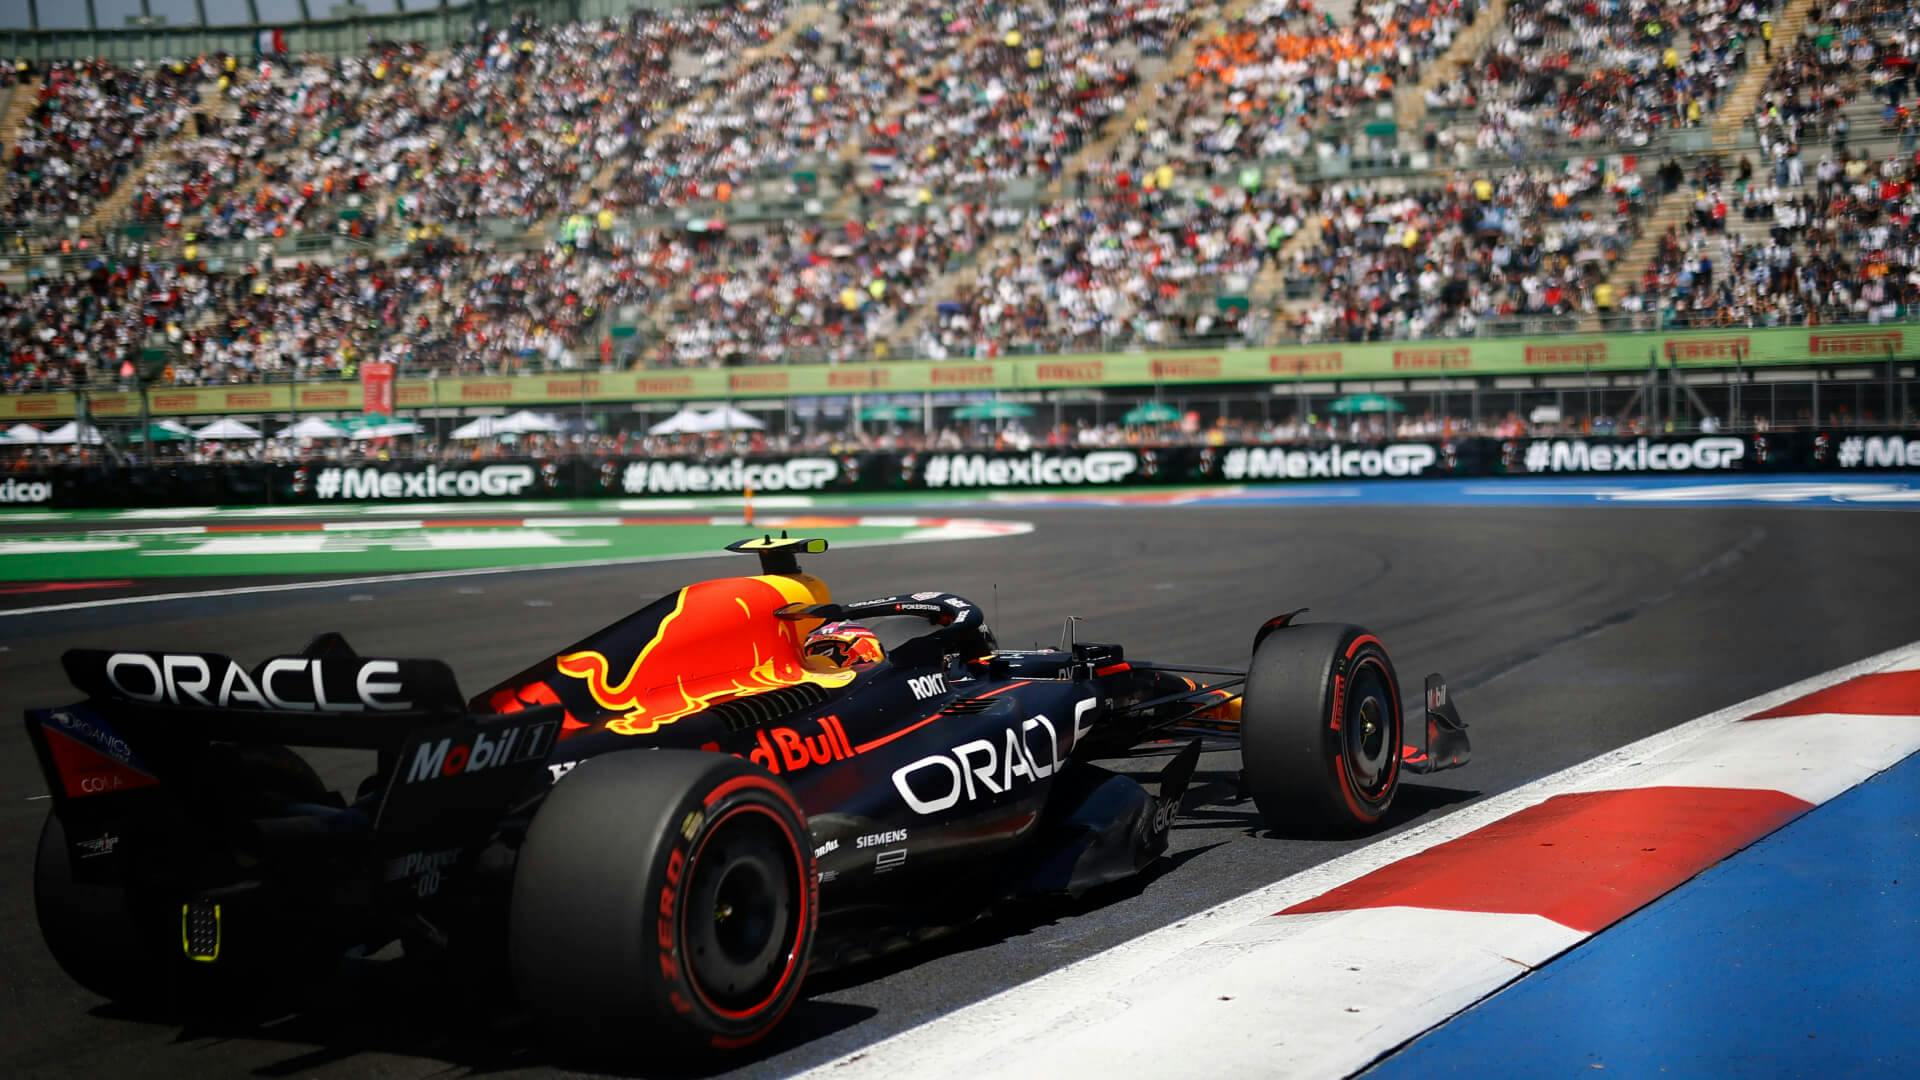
[0,0,1902,391]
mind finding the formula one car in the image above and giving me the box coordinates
[26,537,1470,1051]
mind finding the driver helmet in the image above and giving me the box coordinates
[803,621,885,672]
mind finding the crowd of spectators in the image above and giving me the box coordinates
[2,57,214,230]
[1623,146,1920,327]
[1283,158,1646,341]
[1098,0,1478,178]
[650,201,993,367]
[915,181,1307,356]
[10,0,1920,396]
[1460,0,1773,155]
[99,5,792,244]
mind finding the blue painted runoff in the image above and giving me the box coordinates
[1366,750,1920,1078]
[902,474,1920,510]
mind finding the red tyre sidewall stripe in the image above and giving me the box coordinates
[1331,635,1398,822]
[669,772,811,1045]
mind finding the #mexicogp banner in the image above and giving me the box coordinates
[3,432,1919,508]
[0,324,1911,421]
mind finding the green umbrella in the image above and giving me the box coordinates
[952,401,1035,421]
[340,413,410,432]
[1327,393,1406,414]
[859,404,920,422]
[1121,401,1181,425]
[127,421,195,443]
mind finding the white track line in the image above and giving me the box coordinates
[0,521,1032,617]
[800,639,1920,1079]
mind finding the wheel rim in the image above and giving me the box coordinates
[1342,659,1396,801]
[682,809,798,1016]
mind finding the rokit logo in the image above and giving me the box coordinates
[315,464,536,500]
[621,457,838,494]
[908,674,947,700]
[102,653,415,711]
[0,478,52,503]
[1221,444,1438,481]
[923,451,1138,488]
[403,718,557,784]
[1519,437,1746,473]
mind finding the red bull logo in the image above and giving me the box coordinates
[709,716,859,775]
[556,577,854,736]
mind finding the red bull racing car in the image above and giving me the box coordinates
[26,536,1470,1052]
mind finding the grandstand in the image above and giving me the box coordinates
[0,0,1914,425]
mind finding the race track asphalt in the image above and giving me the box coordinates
[3,503,1918,1078]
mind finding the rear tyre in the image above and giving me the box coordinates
[510,751,815,1052]
[34,813,163,1003]
[1241,623,1404,834]
[35,746,337,1009]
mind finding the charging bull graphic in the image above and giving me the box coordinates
[553,577,856,736]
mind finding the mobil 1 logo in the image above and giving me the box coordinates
[375,713,561,831]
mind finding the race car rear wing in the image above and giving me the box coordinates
[30,636,562,833]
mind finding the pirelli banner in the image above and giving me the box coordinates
[14,432,1919,507]
[1,324,1912,421]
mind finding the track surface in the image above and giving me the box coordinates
[4,504,1919,1077]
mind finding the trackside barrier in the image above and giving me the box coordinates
[5,432,1919,508]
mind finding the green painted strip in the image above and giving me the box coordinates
[0,522,925,581]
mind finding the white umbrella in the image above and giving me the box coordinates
[196,418,265,440]
[349,420,422,440]
[501,410,562,434]
[694,405,766,432]
[648,407,706,436]
[40,422,106,445]
[449,415,510,440]
[276,417,349,440]
[3,423,45,444]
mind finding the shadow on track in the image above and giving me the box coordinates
[73,846,1228,1079]
[1176,767,1481,839]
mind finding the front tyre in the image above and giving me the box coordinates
[1241,623,1405,833]
[510,751,815,1052]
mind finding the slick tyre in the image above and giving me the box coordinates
[510,751,816,1052]
[1241,623,1404,834]
[34,813,163,1004]
[34,745,335,1009]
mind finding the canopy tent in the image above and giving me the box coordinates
[41,422,107,445]
[1120,401,1181,425]
[449,411,565,439]
[952,401,1034,421]
[1327,393,1406,414]
[3,423,46,444]
[276,417,350,440]
[128,421,197,443]
[647,406,767,435]
[501,410,563,434]
[195,418,264,439]
[858,403,919,422]
[692,405,766,432]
